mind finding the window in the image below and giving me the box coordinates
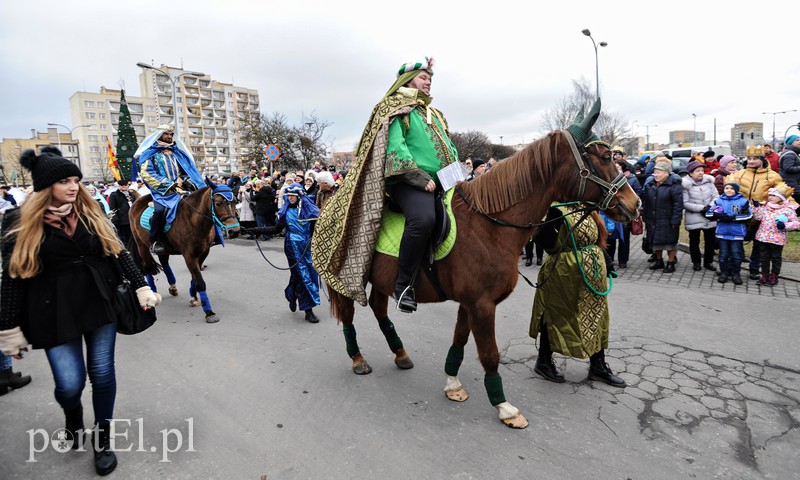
[99,113,106,120]
[84,100,95,107]
[146,105,156,112]
[147,116,156,122]
[101,135,109,141]
[88,124,97,130]
[88,135,99,142]
[99,124,107,130]
[89,146,101,153]
[85,112,96,119]
[227,92,232,98]
[97,102,105,108]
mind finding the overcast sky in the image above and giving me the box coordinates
[2,0,798,154]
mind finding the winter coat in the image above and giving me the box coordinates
[727,165,784,202]
[0,209,147,349]
[642,173,683,245]
[705,194,752,240]
[778,146,800,190]
[625,173,642,197]
[237,190,256,222]
[108,189,134,226]
[752,203,800,246]
[681,175,718,230]
[252,187,276,218]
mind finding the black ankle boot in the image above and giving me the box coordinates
[304,309,320,323]
[588,352,626,388]
[663,261,676,273]
[65,405,85,450]
[649,259,665,270]
[0,367,31,395]
[393,286,417,313]
[93,422,118,476]
[534,359,565,383]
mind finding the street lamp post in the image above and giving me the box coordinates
[581,29,607,99]
[692,113,697,146]
[762,110,798,148]
[136,62,205,139]
[644,124,658,150]
[48,123,91,167]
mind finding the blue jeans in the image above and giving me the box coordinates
[718,239,744,275]
[255,214,273,240]
[1,352,12,370]
[45,322,116,424]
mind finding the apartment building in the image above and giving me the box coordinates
[669,130,706,145]
[0,128,79,183]
[69,87,159,179]
[68,66,260,179]
[730,122,765,155]
[138,65,260,175]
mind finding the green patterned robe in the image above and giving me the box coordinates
[529,205,610,358]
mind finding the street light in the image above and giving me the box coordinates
[136,62,205,138]
[582,29,607,99]
[644,124,658,150]
[762,110,798,148]
[47,123,91,166]
[692,113,697,146]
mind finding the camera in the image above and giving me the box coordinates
[328,165,336,172]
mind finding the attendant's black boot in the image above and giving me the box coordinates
[149,209,167,255]
[534,322,565,383]
[0,367,31,395]
[649,259,665,270]
[588,350,626,387]
[304,309,320,323]
[93,421,118,476]
[65,405,85,450]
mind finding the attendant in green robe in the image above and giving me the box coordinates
[383,58,458,313]
[529,204,626,387]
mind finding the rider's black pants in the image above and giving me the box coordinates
[149,202,167,244]
[390,182,435,292]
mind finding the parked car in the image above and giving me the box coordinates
[672,157,691,177]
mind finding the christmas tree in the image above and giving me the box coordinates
[115,89,139,181]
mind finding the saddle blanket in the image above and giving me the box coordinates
[139,205,172,233]
[375,188,457,260]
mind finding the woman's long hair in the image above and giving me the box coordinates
[6,185,123,279]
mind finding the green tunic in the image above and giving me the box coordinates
[529,205,610,359]
[385,102,458,189]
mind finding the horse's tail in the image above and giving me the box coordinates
[328,286,353,326]
[128,231,162,275]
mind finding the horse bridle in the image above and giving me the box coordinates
[562,130,630,212]
[182,190,240,234]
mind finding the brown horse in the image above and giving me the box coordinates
[129,179,240,323]
[326,105,641,428]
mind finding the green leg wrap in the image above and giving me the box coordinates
[444,345,465,377]
[484,373,506,406]
[377,317,404,352]
[342,325,360,358]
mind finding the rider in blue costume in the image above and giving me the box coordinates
[247,183,322,323]
[134,125,204,254]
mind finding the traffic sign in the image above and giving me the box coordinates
[264,144,281,162]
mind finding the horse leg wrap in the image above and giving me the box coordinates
[163,264,177,285]
[198,290,212,312]
[342,324,360,358]
[377,318,403,352]
[146,274,157,292]
[444,345,465,377]
[484,373,507,406]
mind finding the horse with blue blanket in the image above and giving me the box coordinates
[129,177,240,323]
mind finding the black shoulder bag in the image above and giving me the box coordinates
[110,255,157,335]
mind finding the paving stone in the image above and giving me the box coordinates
[641,351,671,362]
[617,393,646,414]
[625,363,644,376]
[675,351,706,362]
[626,355,649,365]
[652,361,673,369]
[718,371,746,385]
[641,365,672,379]
[638,380,660,395]
[700,396,725,410]
[707,356,745,368]
[673,377,702,389]
[656,378,678,390]
[652,392,709,423]
[618,372,639,386]
[710,410,730,420]
[679,387,705,398]
[745,400,793,450]
[675,358,712,372]
[626,387,654,401]
[716,387,743,400]
[642,343,685,355]
[736,382,796,405]
[503,343,536,362]
[726,399,747,420]
[684,369,710,382]
[706,376,724,387]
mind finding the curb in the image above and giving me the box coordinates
[678,242,800,283]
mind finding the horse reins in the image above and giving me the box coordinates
[180,189,240,234]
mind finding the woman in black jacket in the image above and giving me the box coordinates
[0,147,160,476]
[642,162,684,273]
[252,179,276,240]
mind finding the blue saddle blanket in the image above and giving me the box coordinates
[139,205,172,233]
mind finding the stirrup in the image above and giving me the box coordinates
[394,285,417,313]
[150,241,166,255]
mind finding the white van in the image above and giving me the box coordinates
[662,145,732,158]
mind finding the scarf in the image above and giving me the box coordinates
[44,203,79,237]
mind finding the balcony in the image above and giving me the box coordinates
[199,89,211,98]
[212,91,224,100]
[184,87,199,96]
[158,106,173,115]
[213,101,224,108]
[128,104,144,113]
[189,129,202,136]
[203,128,215,136]
[199,80,210,88]
[109,102,119,111]
[156,85,172,95]
[249,95,258,102]
[237,102,247,110]
[236,93,247,101]
[156,74,170,84]
[203,109,214,118]
[183,77,198,86]
[131,115,144,123]
[200,99,212,107]
[158,95,172,105]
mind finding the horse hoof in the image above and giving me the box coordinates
[501,413,529,429]
[168,285,179,296]
[205,313,219,324]
[445,387,469,402]
[352,362,372,375]
[189,299,200,307]
[394,353,414,370]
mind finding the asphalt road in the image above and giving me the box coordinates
[1,238,798,480]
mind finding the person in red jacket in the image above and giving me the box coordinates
[702,150,719,175]
[764,144,780,172]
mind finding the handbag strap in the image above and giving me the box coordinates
[108,254,127,284]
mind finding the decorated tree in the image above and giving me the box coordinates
[115,89,139,181]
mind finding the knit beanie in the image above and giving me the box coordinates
[785,134,800,146]
[686,161,703,174]
[654,162,672,173]
[719,155,737,169]
[703,150,715,159]
[471,159,486,171]
[724,182,740,194]
[19,146,83,191]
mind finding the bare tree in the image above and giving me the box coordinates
[237,111,331,172]
[450,130,492,160]
[540,78,634,148]
[3,140,30,187]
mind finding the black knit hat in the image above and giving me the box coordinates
[19,146,83,191]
